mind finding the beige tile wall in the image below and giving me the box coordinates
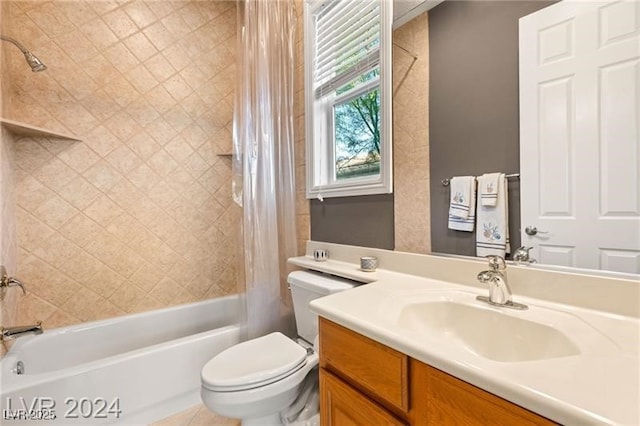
[293,0,309,256]
[1,1,20,356]
[0,1,8,118]
[0,127,18,286]
[393,12,431,253]
[2,0,240,331]
[1,127,20,356]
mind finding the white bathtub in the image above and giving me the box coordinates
[0,296,245,425]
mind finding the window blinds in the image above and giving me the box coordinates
[313,0,381,97]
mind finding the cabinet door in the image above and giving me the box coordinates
[320,368,406,426]
[319,318,409,413]
[411,360,555,425]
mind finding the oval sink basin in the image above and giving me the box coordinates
[398,301,581,362]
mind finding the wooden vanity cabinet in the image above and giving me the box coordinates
[320,370,406,425]
[319,318,555,426]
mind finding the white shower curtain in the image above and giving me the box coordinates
[232,0,297,339]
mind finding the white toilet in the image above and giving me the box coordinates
[201,270,357,425]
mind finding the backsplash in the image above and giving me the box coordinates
[301,240,640,318]
[1,0,240,330]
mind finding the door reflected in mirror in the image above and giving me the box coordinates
[394,0,640,275]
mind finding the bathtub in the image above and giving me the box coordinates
[0,296,245,425]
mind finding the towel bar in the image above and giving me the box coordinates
[441,173,519,187]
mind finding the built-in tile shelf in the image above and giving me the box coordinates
[0,118,81,141]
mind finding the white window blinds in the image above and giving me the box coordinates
[313,0,381,97]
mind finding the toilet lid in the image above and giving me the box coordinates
[202,332,307,391]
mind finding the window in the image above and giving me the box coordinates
[304,0,392,199]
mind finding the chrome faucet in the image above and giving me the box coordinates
[513,246,537,265]
[1,266,26,294]
[1,321,43,340]
[476,256,527,310]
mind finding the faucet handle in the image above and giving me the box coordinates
[514,246,532,254]
[513,246,537,264]
[485,255,506,271]
[6,278,26,295]
[1,266,26,295]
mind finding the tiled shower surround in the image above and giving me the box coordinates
[293,0,310,255]
[393,12,430,254]
[1,0,241,330]
[0,128,19,334]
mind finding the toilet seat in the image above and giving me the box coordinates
[202,332,308,392]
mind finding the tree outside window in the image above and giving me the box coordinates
[334,70,381,180]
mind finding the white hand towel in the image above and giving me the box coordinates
[448,176,476,232]
[449,176,474,218]
[480,172,500,206]
[476,174,510,256]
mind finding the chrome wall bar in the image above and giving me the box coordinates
[441,173,520,187]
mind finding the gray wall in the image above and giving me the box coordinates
[310,194,394,250]
[429,0,555,257]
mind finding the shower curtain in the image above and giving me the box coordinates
[232,0,297,339]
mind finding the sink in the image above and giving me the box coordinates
[398,301,581,362]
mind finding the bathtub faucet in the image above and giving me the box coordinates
[1,321,43,341]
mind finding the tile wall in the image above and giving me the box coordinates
[393,12,431,253]
[1,1,20,355]
[293,0,309,256]
[0,0,9,118]
[0,127,19,352]
[1,0,241,331]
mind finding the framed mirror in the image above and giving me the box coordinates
[308,0,639,277]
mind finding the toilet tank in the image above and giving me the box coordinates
[287,270,357,343]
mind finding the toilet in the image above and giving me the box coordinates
[201,270,357,425]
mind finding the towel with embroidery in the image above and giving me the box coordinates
[476,174,510,256]
[479,172,501,207]
[448,176,476,232]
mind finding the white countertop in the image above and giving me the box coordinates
[291,255,640,425]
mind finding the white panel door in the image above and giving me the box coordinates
[520,0,640,273]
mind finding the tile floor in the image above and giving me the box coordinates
[151,404,239,426]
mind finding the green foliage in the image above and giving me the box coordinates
[334,82,381,179]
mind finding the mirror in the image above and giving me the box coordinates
[393,0,640,276]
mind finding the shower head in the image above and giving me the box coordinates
[0,35,47,72]
[23,51,47,72]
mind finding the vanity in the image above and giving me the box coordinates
[319,318,552,425]
[289,242,640,425]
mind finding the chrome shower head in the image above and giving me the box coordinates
[1,35,47,72]
[23,51,47,72]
